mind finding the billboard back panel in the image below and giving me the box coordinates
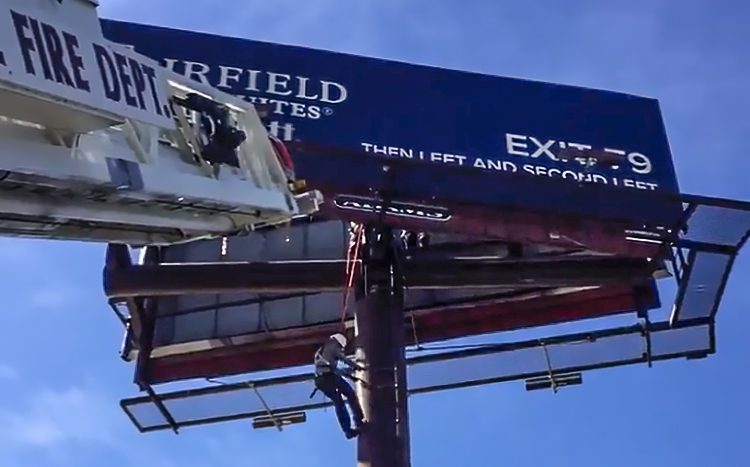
[142,220,660,353]
[140,280,658,384]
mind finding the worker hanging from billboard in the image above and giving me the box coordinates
[311,333,367,439]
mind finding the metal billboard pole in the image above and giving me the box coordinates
[355,224,410,467]
[393,284,411,467]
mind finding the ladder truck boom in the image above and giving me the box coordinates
[0,0,322,245]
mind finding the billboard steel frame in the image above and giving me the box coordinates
[119,316,716,433]
[106,192,750,467]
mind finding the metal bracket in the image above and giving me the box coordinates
[667,247,681,286]
[525,341,584,392]
[632,284,654,368]
[145,385,180,434]
[128,286,180,434]
[641,315,653,368]
[408,309,422,351]
[247,382,283,432]
[206,378,284,432]
[540,341,558,393]
[672,246,689,286]
[107,299,129,328]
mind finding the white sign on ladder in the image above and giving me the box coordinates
[0,0,174,130]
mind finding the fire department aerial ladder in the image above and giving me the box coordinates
[0,0,321,245]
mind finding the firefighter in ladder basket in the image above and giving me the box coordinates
[312,333,366,439]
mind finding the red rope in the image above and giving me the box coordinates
[268,135,294,172]
[340,224,364,328]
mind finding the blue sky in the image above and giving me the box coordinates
[0,0,748,466]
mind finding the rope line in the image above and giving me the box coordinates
[340,224,364,329]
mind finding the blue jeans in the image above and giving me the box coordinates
[314,372,364,434]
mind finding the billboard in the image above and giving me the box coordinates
[120,220,662,384]
[100,20,683,251]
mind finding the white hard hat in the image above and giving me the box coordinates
[331,333,347,348]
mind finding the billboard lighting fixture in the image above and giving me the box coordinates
[252,412,307,430]
[525,373,583,392]
[530,341,584,393]
[206,377,289,431]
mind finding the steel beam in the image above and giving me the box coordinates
[403,256,654,289]
[103,257,350,298]
[103,246,654,299]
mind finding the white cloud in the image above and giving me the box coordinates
[0,385,121,449]
[0,380,209,467]
[28,288,75,311]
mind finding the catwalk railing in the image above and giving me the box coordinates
[120,317,714,433]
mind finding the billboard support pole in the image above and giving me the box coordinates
[355,224,409,467]
[393,259,411,467]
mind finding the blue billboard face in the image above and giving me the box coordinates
[100,20,682,229]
